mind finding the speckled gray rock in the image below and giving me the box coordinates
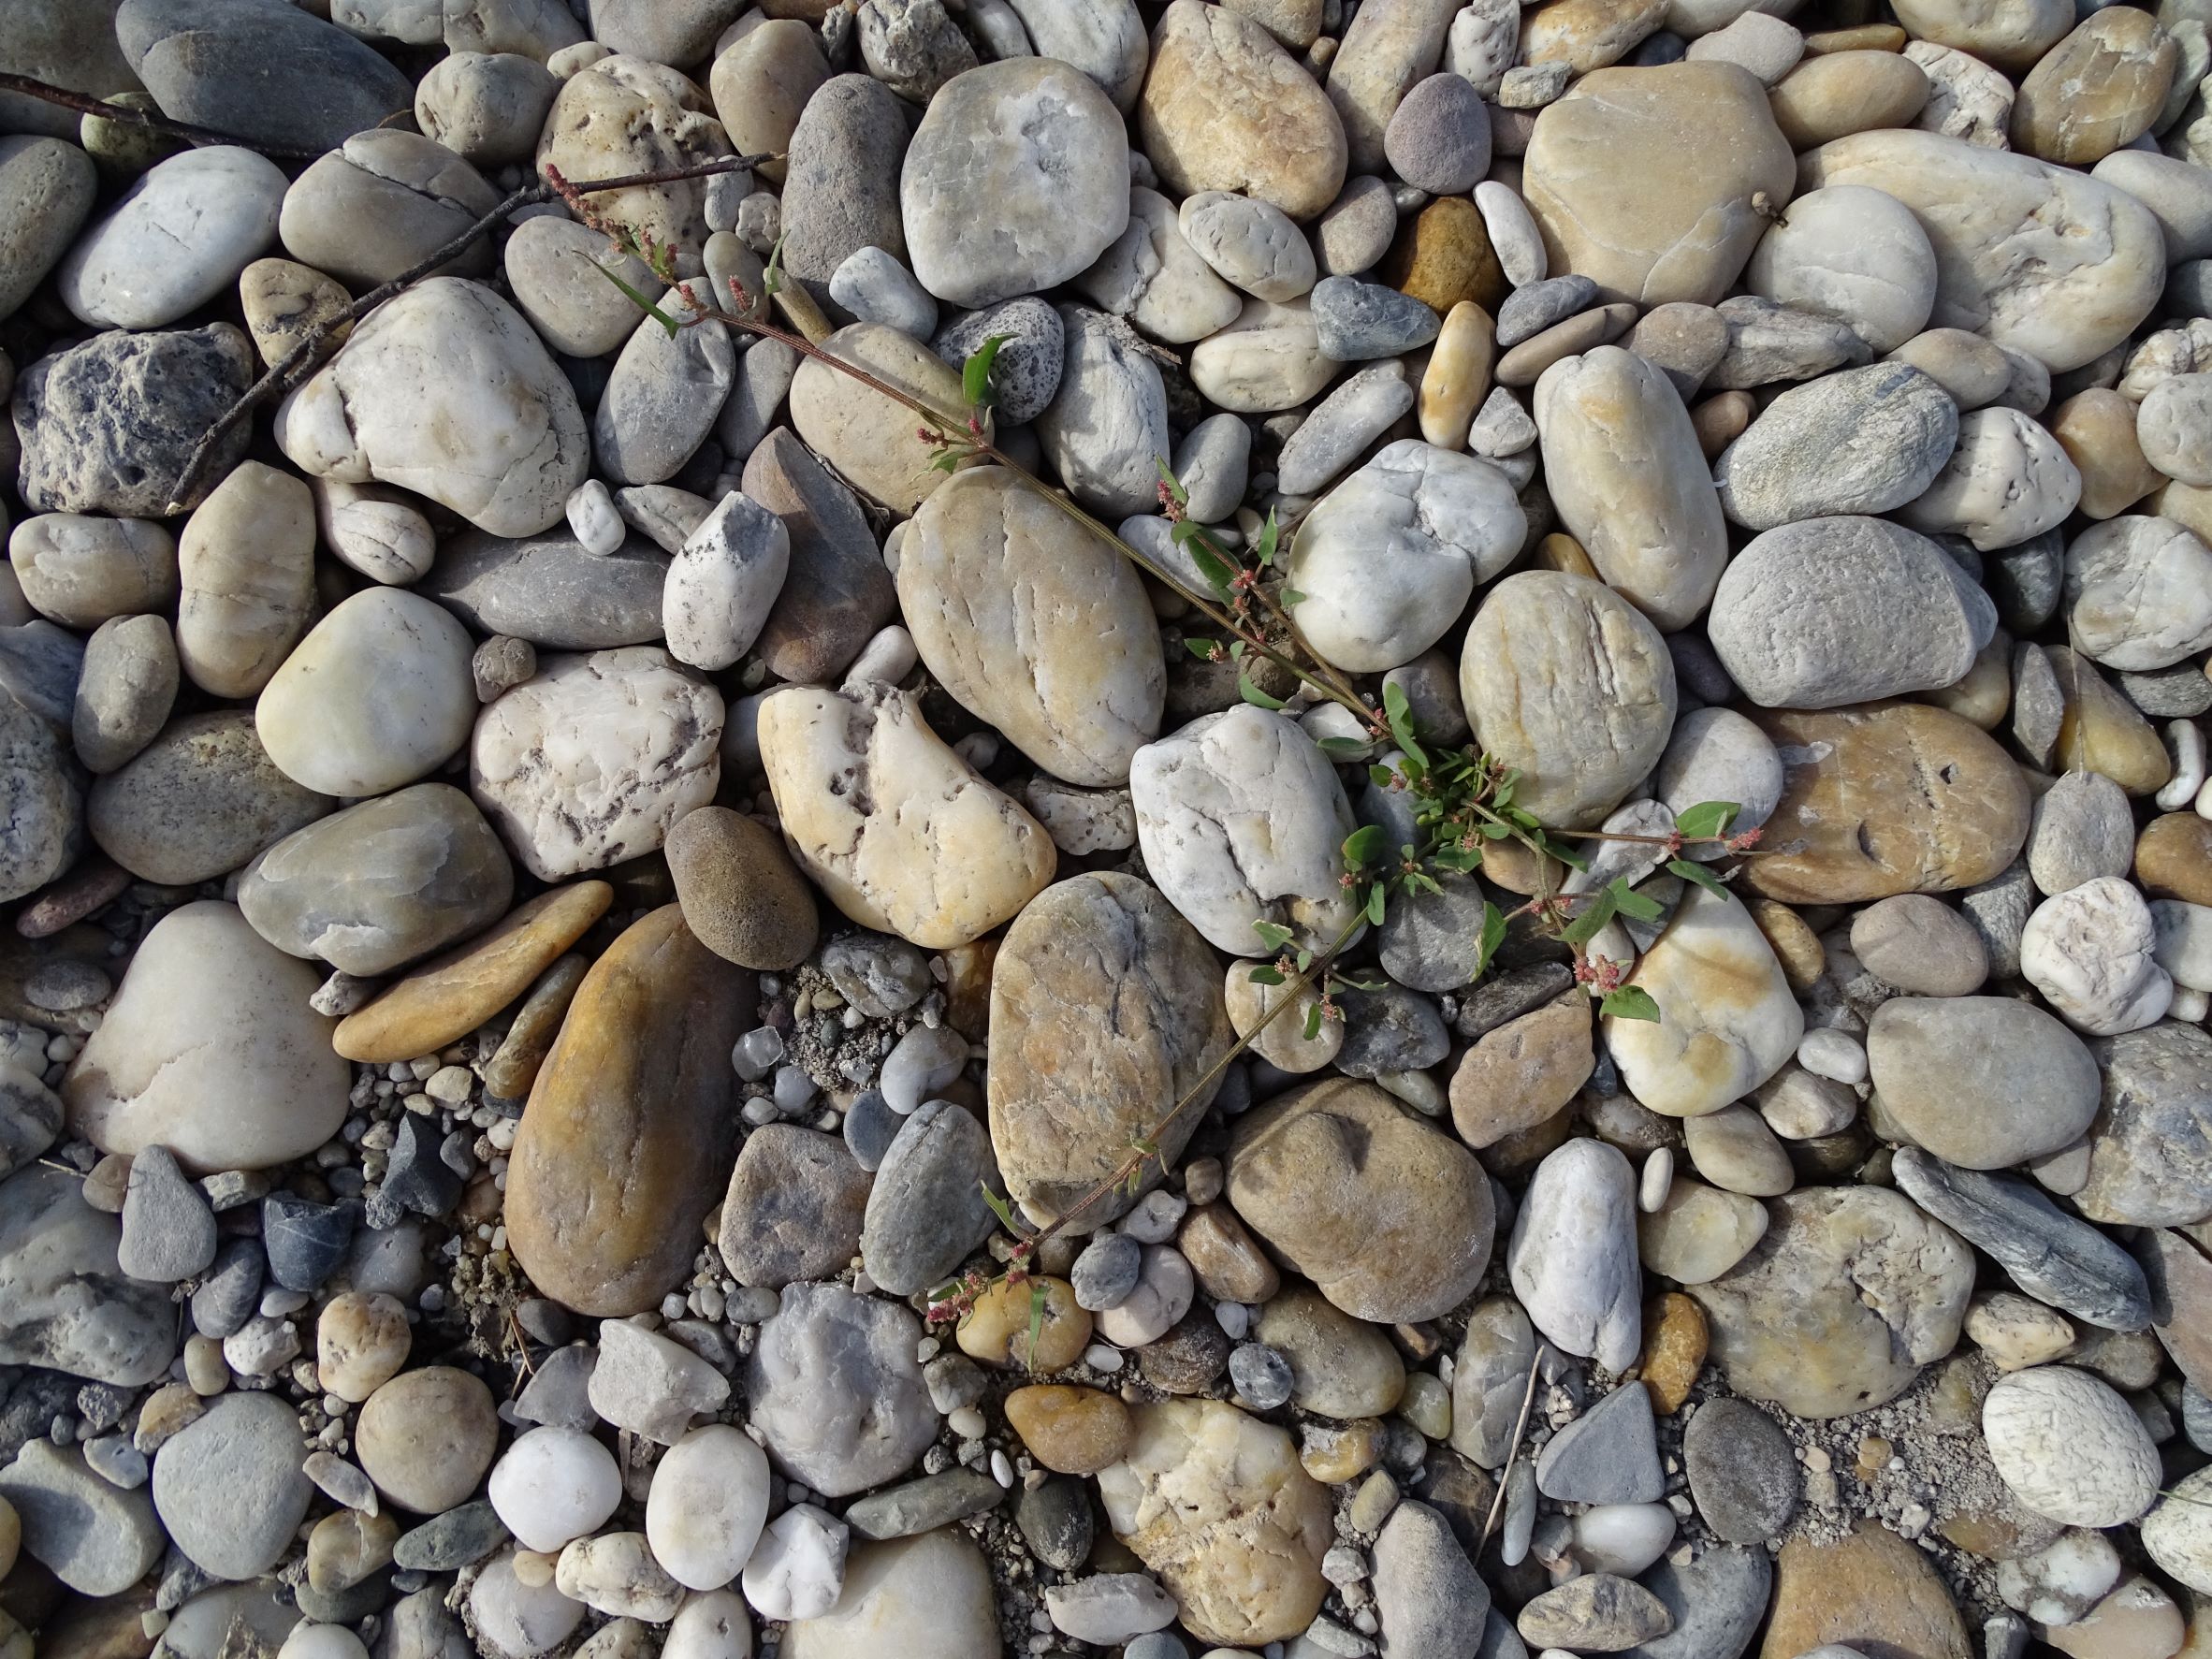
[1373,1501,1492,1658]
[746,1281,938,1497]
[1707,295,1874,388]
[87,710,331,886]
[1707,516,1996,708]
[118,0,414,153]
[278,130,501,289]
[421,525,669,650]
[780,74,909,285]
[859,0,977,100]
[1311,275,1443,359]
[592,302,734,488]
[1892,1148,2151,1330]
[1681,1399,1797,1543]
[1623,1545,1770,1659]
[238,784,515,976]
[0,687,81,903]
[1714,362,1959,530]
[860,1100,1000,1298]
[1498,275,1599,350]
[1037,306,1171,518]
[0,1165,174,1386]
[415,51,560,166]
[2077,1023,2212,1227]
[902,60,1130,308]
[1077,185,1244,344]
[0,136,98,320]
[13,324,254,517]
[719,1126,871,1288]
[2026,769,2135,896]
[933,299,1065,426]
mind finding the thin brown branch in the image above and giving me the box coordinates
[161,154,765,514]
[1481,1341,1549,1548]
[0,73,328,160]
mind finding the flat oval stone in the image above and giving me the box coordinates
[119,0,415,152]
[176,458,316,700]
[331,881,612,1064]
[238,783,515,978]
[9,514,178,632]
[87,710,332,887]
[902,59,1129,308]
[507,907,750,1317]
[789,322,968,516]
[152,1390,312,1580]
[59,145,285,329]
[278,130,500,289]
[1715,362,1958,531]
[0,136,98,319]
[1460,571,1677,828]
[1744,703,2030,904]
[779,72,910,285]
[1867,997,2100,1170]
[421,524,668,650]
[989,872,1231,1226]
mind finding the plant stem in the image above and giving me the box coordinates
[0,72,328,159]
[1481,1341,1550,1548]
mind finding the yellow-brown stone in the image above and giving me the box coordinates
[2053,389,2163,519]
[1691,390,1755,459]
[2011,8,2178,165]
[1920,632,2011,731]
[2139,812,2212,908]
[1179,1203,1281,1304]
[332,881,611,1063]
[1417,301,1496,450]
[1804,23,1908,51]
[1379,196,1507,314]
[503,906,750,1316]
[2050,646,2174,795]
[1761,1523,1972,1659]
[1521,0,1668,75]
[1748,897,1826,992]
[1449,997,1594,1149]
[957,1275,1091,1372]
[1637,1291,1707,1414]
[1300,1418,1387,1483]
[1745,703,2030,904]
[1005,1384,1132,1474]
[1532,531,1599,580]
[1768,51,1930,148]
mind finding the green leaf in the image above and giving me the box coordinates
[1252,918,1295,953]
[1254,509,1280,568]
[1560,888,1619,948]
[1431,843,1484,872]
[963,333,1011,407]
[589,260,678,336]
[1294,948,1313,972]
[1406,868,1443,896]
[1183,637,1218,661]
[1535,831,1589,873]
[1317,735,1369,758]
[762,232,787,298]
[1154,457,1189,507]
[1474,901,1507,979]
[1246,964,1286,985]
[979,1182,1020,1236]
[1667,856,1729,896]
[1364,882,1387,925]
[1302,1001,1324,1042]
[1026,1279,1047,1373]
[1381,680,1429,773]
[1238,674,1287,710]
[1608,877,1665,923]
[1369,764,1401,792]
[1228,640,1245,660]
[1186,539,1237,598]
[1343,823,1390,870]
[1278,588,1306,605]
[1674,800,1741,841]
[1601,985,1662,1023]
[929,450,961,473]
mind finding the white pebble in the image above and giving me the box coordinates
[1083,1344,1124,1373]
[488,1426,624,1553]
[740,1504,847,1623]
[2172,985,2210,1023]
[948,1405,988,1439]
[566,479,625,556]
[732,1026,784,1082]
[1475,181,1547,288]
[2158,720,2207,812]
[1796,1026,1869,1085]
[990,1449,1014,1488]
[841,624,919,691]
[1637,1146,1672,1215]
[278,1626,370,1659]
[1215,1302,1250,1339]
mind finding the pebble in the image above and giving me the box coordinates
[1509,1139,1641,1372]
[1536,1383,1663,1504]
[488,1426,621,1554]
[2022,877,2175,1036]
[153,1390,313,1579]
[1984,1366,2161,1526]
[1682,1398,1797,1542]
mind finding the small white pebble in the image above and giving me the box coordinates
[1637,1146,1673,1214]
[2159,720,2207,812]
[1083,1344,1124,1373]
[948,1405,987,1439]
[1796,1026,1868,1085]
[565,479,624,556]
[990,1449,1014,1488]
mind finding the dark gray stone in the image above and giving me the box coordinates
[1071,1230,1143,1311]
[840,1088,899,1173]
[1015,1476,1092,1571]
[117,0,413,153]
[859,1098,999,1298]
[745,427,897,685]
[1534,1383,1662,1504]
[1713,361,1959,530]
[1985,530,2063,633]
[1623,1544,1771,1659]
[1311,277,1442,362]
[1892,1148,2151,1331]
[1229,1342,1293,1409]
[13,324,254,516]
[420,528,669,650]
[843,1466,1004,1539]
[188,1239,263,1340]
[934,298,1066,426]
[1379,869,1494,994]
[370,1113,466,1229]
[0,692,80,907]
[1455,962,1576,1041]
[1383,72,1492,195]
[1333,982,1450,1077]
[1496,276,1599,350]
[1681,1398,1797,1544]
[393,1500,509,1571]
[260,1192,357,1291]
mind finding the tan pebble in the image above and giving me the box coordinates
[2042,1576,2185,1659]
[306,1506,399,1594]
[0,1494,16,1580]
[1179,1203,1282,1304]
[355,1366,500,1514]
[1301,1418,1387,1483]
[1494,301,1636,387]
[1346,1468,1401,1534]
[1918,630,2012,731]
[2150,479,2212,546]
[2011,8,2178,165]
[183,1334,229,1395]
[1417,301,1497,450]
[2053,389,2164,519]
[1397,1372,1452,1439]
[315,1291,412,1404]
[514,1549,558,1588]
[1768,51,1930,148]
[2139,811,2212,907]
[1448,996,1594,1150]
[1479,834,1567,897]
[1004,1384,1132,1474]
[133,1382,207,1453]
[1531,531,1599,580]
[1760,1522,1973,1659]
[1803,23,1907,51]
[480,953,588,1101]
[1748,898,1826,992]
[1224,959,1342,1073]
[1690,390,1756,459]
[957,1275,1091,1372]
[2050,646,2173,796]
[82,1151,131,1213]
[1638,1291,1708,1414]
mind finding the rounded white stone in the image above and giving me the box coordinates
[647,1426,772,1593]
[488,1427,624,1555]
[1983,1366,2161,1527]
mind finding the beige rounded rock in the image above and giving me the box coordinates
[2052,388,2164,519]
[256,589,478,798]
[63,901,344,1174]
[1606,885,1803,1118]
[1798,129,2165,372]
[1523,62,1797,306]
[1224,958,1342,1073]
[1097,1399,1332,1647]
[1327,0,1463,169]
[707,20,825,185]
[1638,1177,1769,1284]
[780,1531,1000,1659]
[7,514,177,631]
[175,460,315,700]
[1460,571,1677,828]
[315,1292,412,1404]
[1139,0,1348,221]
[1418,300,1496,449]
[2011,8,2177,165]
[355,1366,500,1515]
[1252,1284,1407,1418]
[1983,1366,2161,1526]
[534,56,732,277]
[789,322,968,517]
[1892,0,2071,71]
[1227,1075,1494,1323]
[1768,50,1931,148]
[1188,296,1335,413]
[1534,345,1727,631]
[1897,405,2080,551]
[900,466,1164,787]
[759,683,1055,950]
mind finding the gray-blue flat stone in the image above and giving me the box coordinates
[1535,1382,1663,1504]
